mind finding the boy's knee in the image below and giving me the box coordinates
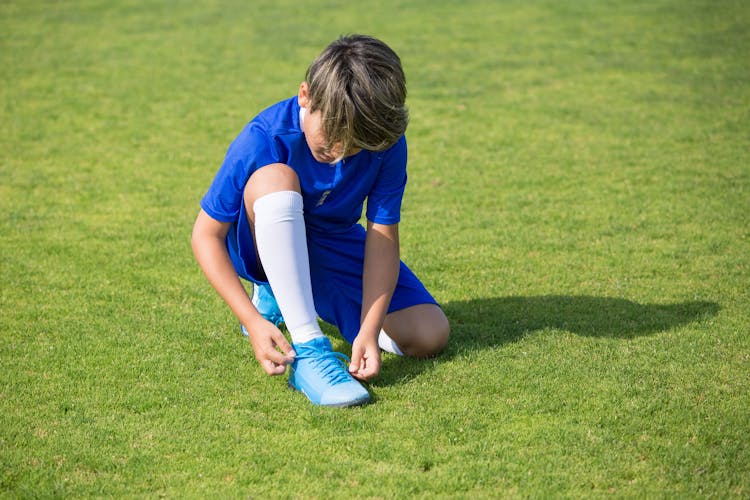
[244,163,300,207]
[410,319,450,358]
[394,307,450,358]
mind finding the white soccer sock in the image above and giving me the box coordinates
[253,191,324,345]
[378,329,404,356]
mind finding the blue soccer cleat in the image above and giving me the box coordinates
[288,337,371,407]
[252,282,284,326]
[242,282,284,336]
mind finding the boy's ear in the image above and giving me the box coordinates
[298,82,310,107]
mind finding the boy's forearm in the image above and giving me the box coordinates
[191,211,262,329]
[360,222,400,340]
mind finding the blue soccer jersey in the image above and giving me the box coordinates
[200,96,407,234]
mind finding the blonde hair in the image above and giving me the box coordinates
[305,34,408,160]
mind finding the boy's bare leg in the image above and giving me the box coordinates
[382,304,450,358]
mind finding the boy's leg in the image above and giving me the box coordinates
[382,304,450,358]
[243,163,370,407]
[244,164,323,344]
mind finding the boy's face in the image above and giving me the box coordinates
[298,82,360,164]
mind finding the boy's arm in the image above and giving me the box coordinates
[191,209,295,375]
[349,220,400,381]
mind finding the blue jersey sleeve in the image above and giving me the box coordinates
[200,122,279,222]
[365,136,408,225]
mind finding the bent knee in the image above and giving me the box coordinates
[244,163,300,205]
[401,313,450,359]
[384,304,450,358]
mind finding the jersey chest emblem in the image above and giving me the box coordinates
[316,190,332,207]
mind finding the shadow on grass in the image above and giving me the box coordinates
[444,295,721,344]
[376,295,720,386]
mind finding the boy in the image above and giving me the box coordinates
[192,34,449,407]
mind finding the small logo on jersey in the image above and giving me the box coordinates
[316,190,332,207]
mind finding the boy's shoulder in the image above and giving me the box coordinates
[249,96,301,138]
[225,96,305,166]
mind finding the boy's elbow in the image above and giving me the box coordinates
[190,224,202,259]
[191,210,227,259]
[191,213,205,255]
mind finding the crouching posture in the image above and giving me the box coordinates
[192,35,449,407]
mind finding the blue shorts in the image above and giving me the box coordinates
[227,199,438,343]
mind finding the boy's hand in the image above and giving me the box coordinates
[349,335,381,381]
[245,319,296,376]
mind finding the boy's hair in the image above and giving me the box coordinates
[305,34,408,158]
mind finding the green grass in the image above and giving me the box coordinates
[1,0,748,496]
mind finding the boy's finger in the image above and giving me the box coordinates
[265,347,294,367]
[348,349,362,373]
[260,359,286,376]
[356,355,380,381]
[270,330,297,358]
[352,359,373,380]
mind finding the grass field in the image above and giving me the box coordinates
[1,0,748,497]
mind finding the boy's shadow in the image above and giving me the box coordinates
[376,295,720,386]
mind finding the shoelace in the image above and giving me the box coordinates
[294,347,353,386]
